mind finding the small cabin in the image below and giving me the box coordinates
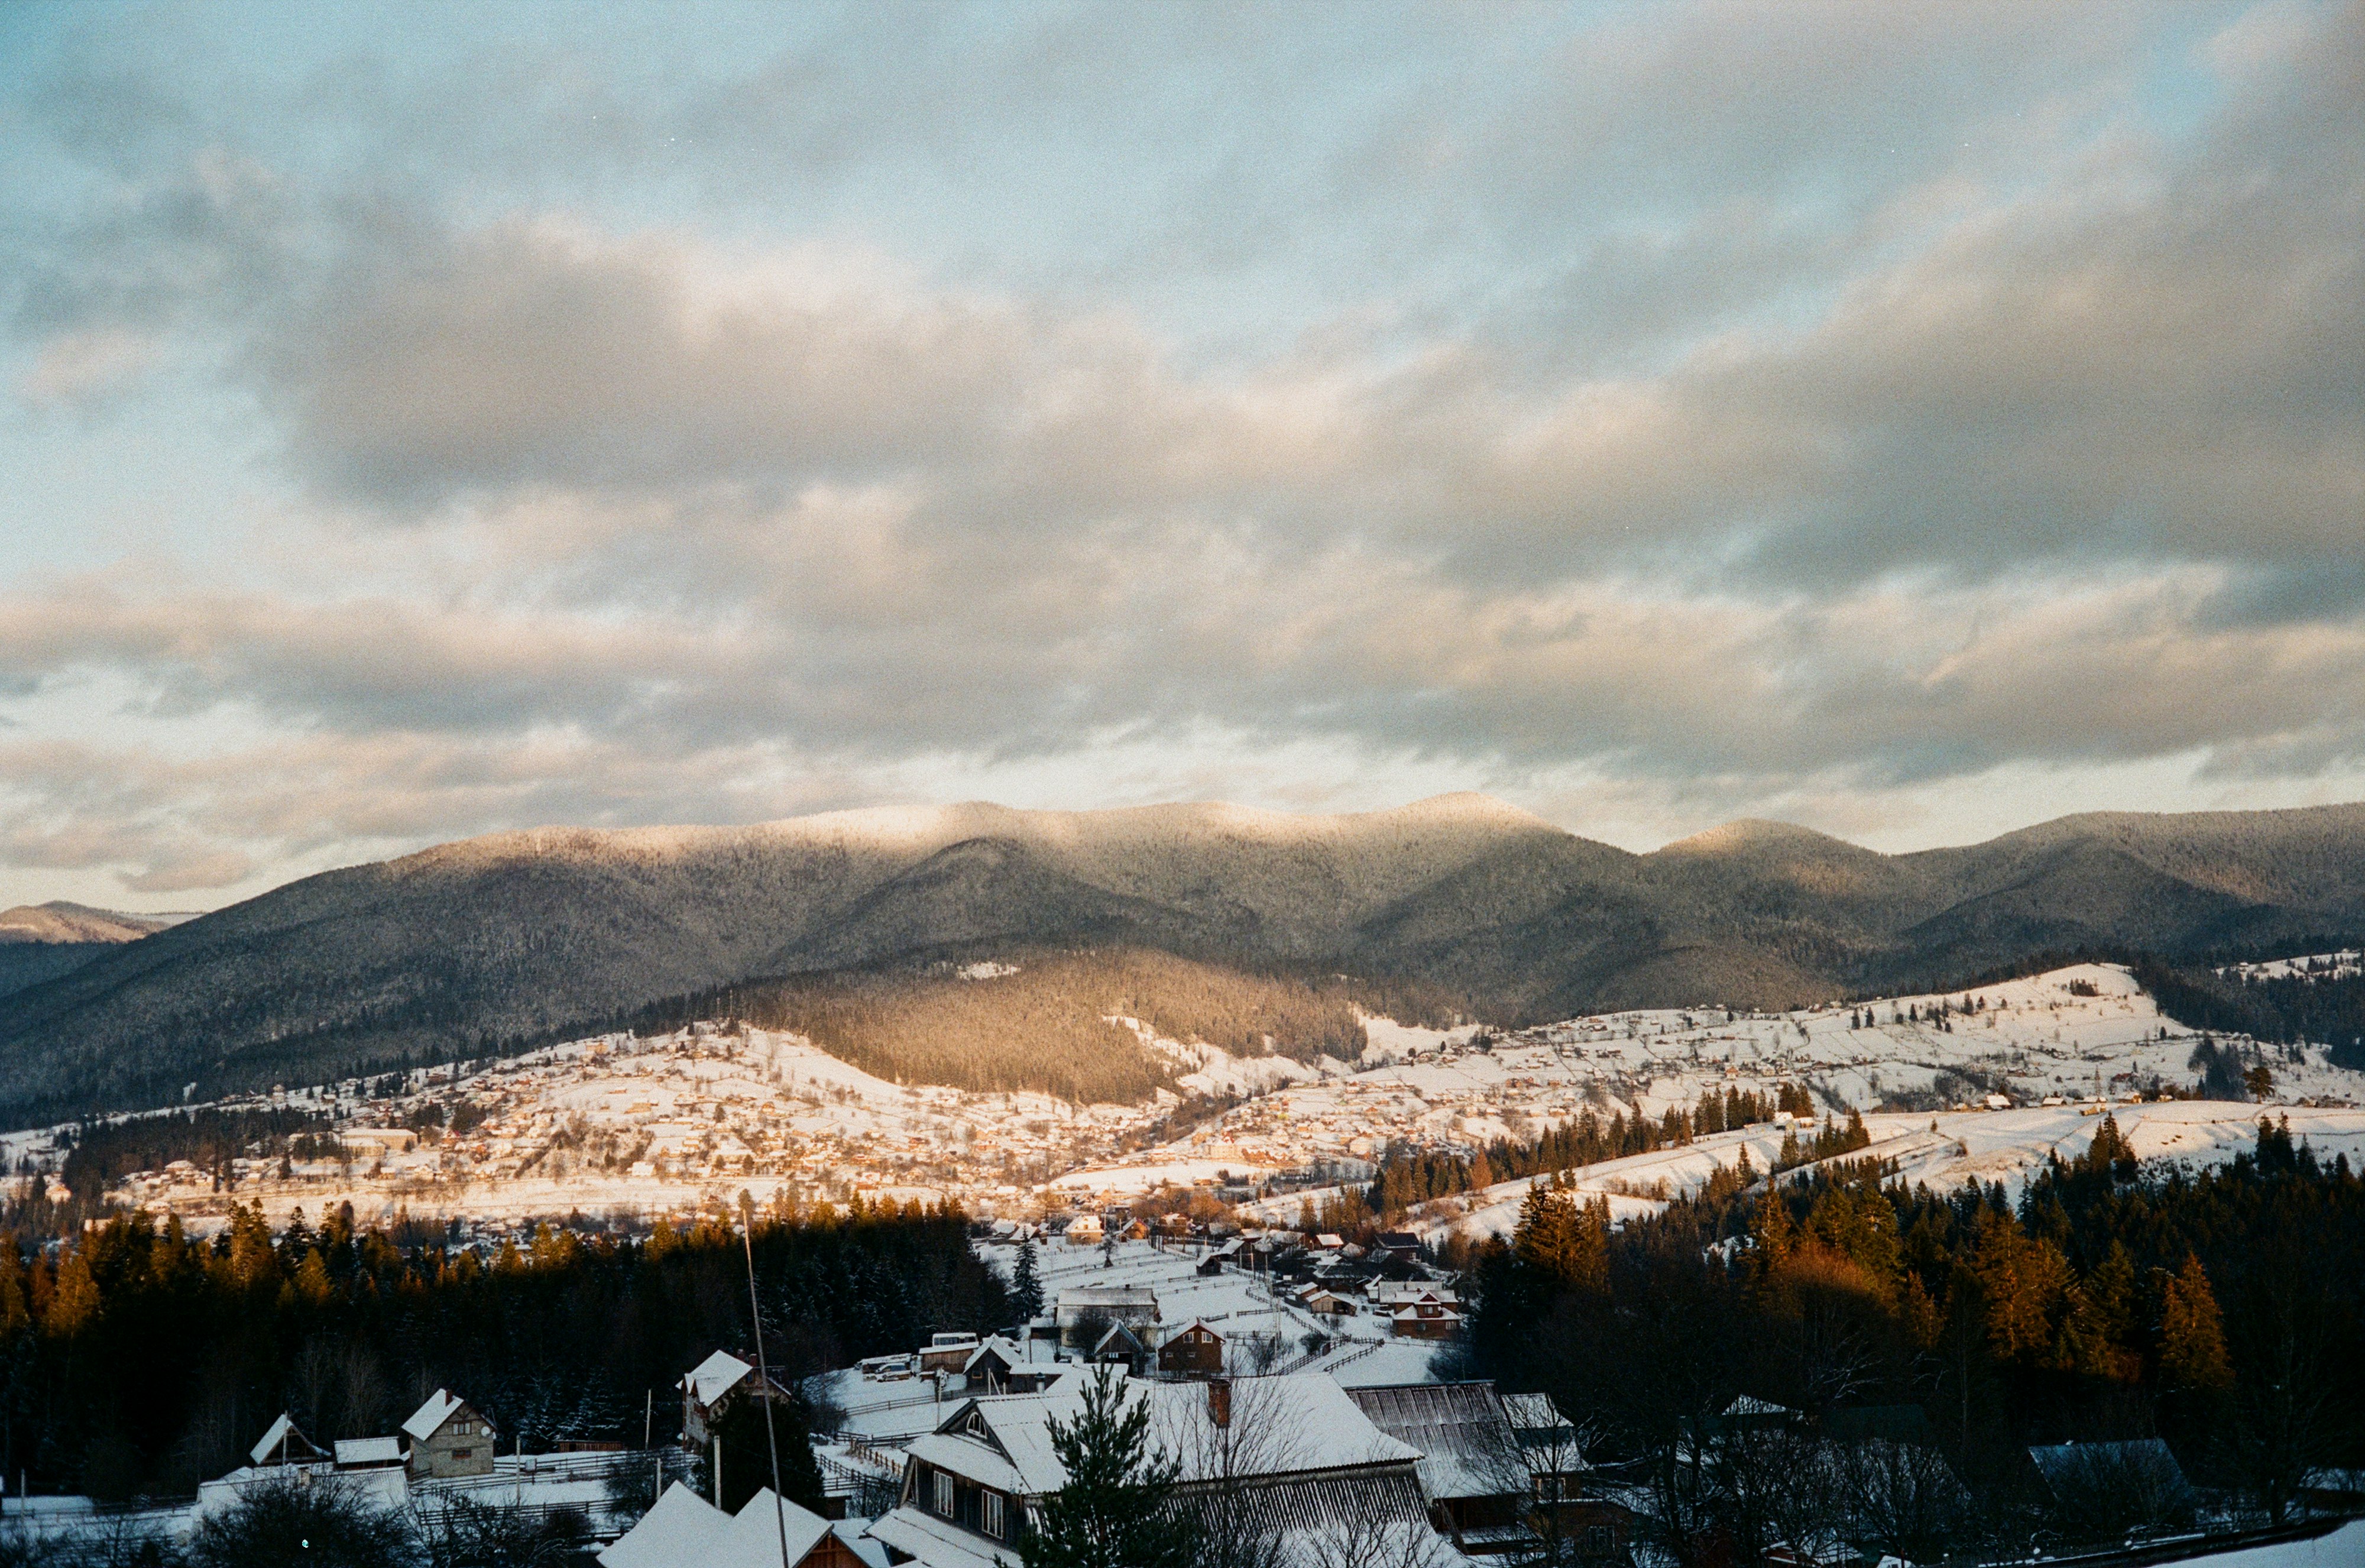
[404,1389,497,1479]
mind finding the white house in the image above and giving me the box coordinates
[864,1369,1453,1567]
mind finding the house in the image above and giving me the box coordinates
[1052,1285,1158,1348]
[1155,1320,1225,1379]
[1390,1296,1465,1340]
[1297,1285,1358,1320]
[1347,1382,1534,1556]
[601,1481,877,1568]
[1504,1392,1588,1501]
[1374,1230,1427,1262]
[957,1339,1020,1396]
[2025,1439,2198,1533]
[683,1349,795,1447]
[1088,1321,1150,1375]
[1369,1281,1459,1312]
[1197,1239,1242,1276]
[403,1389,498,1479]
[247,1413,328,1467]
[865,1370,1435,1568]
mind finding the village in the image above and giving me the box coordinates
[45,961,2365,1246]
[2,961,2364,1565]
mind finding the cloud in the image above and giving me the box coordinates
[17,328,158,405]
[0,2,2359,902]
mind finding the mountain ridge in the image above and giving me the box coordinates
[3,794,2363,1124]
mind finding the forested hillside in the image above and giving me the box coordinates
[1469,1116,2365,1555]
[2,796,2363,1125]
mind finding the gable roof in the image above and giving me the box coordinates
[599,1482,836,1568]
[685,1350,757,1408]
[403,1389,480,1443]
[1345,1381,1521,1501]
[913,1371,1424,1499]
[248,1413,327,1467]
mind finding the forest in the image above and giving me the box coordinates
[614,946,1469,1103]
[1465,1115,2365,1559]
[0,1200,1006,1504]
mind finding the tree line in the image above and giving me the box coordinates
[1360,1084,1850,1222]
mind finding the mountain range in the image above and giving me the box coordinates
[5,795,2365,1125]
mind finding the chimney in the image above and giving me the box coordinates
[1207,1378,1231,1429]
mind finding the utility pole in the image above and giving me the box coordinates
[741,1193,792,1568]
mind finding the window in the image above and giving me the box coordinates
[934,1472,954,1516]
[982,1491,1005,1538]
[452,1449,472,1462]
[1586,1525,1612,1553]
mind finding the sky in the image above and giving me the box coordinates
[1,1,2361,911]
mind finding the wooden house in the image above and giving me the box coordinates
[1155,1320,1225,1379]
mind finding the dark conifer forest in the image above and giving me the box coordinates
[1467,1115,2365,1554]
[0,1203,1004,1502]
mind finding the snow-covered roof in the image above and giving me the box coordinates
[403,1389,476,1443]
[915,1371,1423,1499]
[684,1349,756,1408]
[963,1337,1020,1372]
[864,1507,1010,1568]
[1502,1392,1573,1435]
[248,1413,322,1467]
[600,1482,837,1568]
[1345,1382,1519,1501]
[335,1436,404,1467]
[1054,1285,1157,1307]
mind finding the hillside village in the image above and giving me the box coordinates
[34,961,2365,1240]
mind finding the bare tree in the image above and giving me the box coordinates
[1838,1439,1974,1565]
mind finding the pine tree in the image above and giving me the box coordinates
[1020,1367,1197,1568]
[2159,1253,2233,1390]
[1012,1240,1044,1320]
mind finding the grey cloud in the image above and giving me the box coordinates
[4,3,2362,898]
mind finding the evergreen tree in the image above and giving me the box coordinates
[1013,1240,1044,1320]
[2160,1253,2233,1390]
[1020,1367,1197,1568]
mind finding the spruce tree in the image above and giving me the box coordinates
[1020,1367,1197,1568]
[2159,1253,2233,1390]
[1013,1240,1044,1320]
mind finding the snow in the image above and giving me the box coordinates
[2181,1521,2365,1567]
[403,1389,466,1443]
[684,1349,755,1408]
